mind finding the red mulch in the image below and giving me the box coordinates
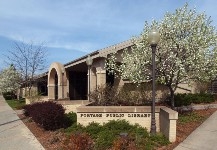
[18,114,66,150]
[18,108,217,150]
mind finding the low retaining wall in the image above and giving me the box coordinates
[25,96,48,104]
[76,106,178,142]
[160,107,178,142]
[175,103,217,111]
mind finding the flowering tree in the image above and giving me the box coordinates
[106,4,217,107]
[0,65,21,94]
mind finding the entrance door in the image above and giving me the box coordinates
[69,71,87,100]
[106,70,114,86]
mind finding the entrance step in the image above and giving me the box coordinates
[57,100,91,113]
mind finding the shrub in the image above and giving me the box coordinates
[174,93,215,107]
[103,120,133,134]
[94,120,150,150]
[2,92,16,100]
[26,91,42,104]
[89,85,118,106]
[150,133,170,146]
[64,123,85,135]
[130,124,149,139]
[174,93,191,106]
[89,83,169,106]
[23,101,66,130]
[64,112,77,127]
[23,103,34,116]
[112,136,137,150]
[64,119,169,149]
[94,130,116,150]
[85,122,103,139]
[63,133,93,150]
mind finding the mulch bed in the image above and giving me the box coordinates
[18,108,217,150]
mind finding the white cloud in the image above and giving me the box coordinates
[1,0,217,55]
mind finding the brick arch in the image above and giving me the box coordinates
[48,62,65,100]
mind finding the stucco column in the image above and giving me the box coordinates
[48,84,55,100]
[65,72,69,98]
[61,70,68,99]
[87,66,91,101]
[90,69,97,91]
[96,70,106,87]
[58,84,63,99]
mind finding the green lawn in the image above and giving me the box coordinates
[178,111,205,124]
[6,99,26,110]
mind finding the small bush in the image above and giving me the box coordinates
[85,122,103,139]
[89,84,152,106]
[94,130,116,150]
[64,112,77,127]
[150,133,170,146]
[103,120,133,134]
[64,123,84,135]
[23,104,34,116]
[2,92,16,100]
[130,124,149,139]
[89,83,169,106]
[174,93,215,107]
[63,133,93,150]
[23,101,66,130]
[64,119,169,149]
[112,136,137,150]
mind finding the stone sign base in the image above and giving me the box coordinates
[77,106,178,142]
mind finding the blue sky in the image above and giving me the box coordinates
[1,0,217,71]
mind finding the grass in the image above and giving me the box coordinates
[6,99,26,110]
[178,111,205,124]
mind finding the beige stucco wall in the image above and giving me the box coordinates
[25,96,48,104]
[160,107,178,142]
[77,106,178,142]
[19,83,38,98]
[77,106,160,131]
[90,58,107,90]
[175,83,193,94]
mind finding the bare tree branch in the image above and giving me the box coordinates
[5,41,47,96]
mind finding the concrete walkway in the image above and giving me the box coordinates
[174,110,217,150]
[1,94,217,150]
[0,95,44,150]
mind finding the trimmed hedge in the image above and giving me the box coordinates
[174,93,215,107]
[23,101,66,130]
[2,92,16,100]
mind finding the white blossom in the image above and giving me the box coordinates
[106,3,217,107]
[0,65,21,93]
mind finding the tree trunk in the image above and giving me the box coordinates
[168,86,175,109]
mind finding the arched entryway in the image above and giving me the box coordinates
[48,62,66,100]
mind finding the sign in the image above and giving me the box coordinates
[79,113,151,118]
